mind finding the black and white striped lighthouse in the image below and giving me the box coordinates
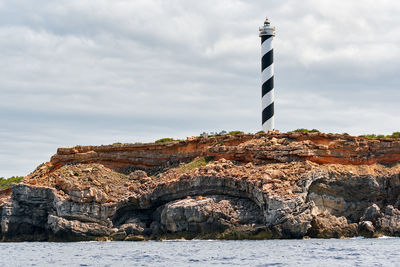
[259,18,276,132]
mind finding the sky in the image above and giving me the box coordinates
[1,0,399,177]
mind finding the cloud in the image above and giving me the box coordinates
[0,0,399,177]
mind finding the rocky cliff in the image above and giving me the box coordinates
[1,132,400,241]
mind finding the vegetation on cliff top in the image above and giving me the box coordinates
[199,130,244,138]
[155,138,176,143]
[291,128,320,133]
[359,132,400,139]
[289,129,400,139]
[0,176,24,190]
[178,157,213,173]
[112,130,400,147]
[228,131,244,135]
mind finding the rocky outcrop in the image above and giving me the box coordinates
[32,132,400,177]
[307,211,358,238]
[1,132,399,241]
[159,196,264,233]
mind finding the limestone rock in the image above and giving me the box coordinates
[160,196,263,234]
[125,235,145,241]
[43,132,400,174]
[307,212,358,238]
[110,229,127,241]
[360,204,381,222]
[0,132,399,241]
[358,221,375,238]
[120,223,148,236]
[376,206,400,235]
[128,170,148,181]
[47,215,113,238]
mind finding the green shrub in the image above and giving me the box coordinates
[112,142,122,145]
[0,176,24,190]
[256,130,266,134]
[292,128,307,132]
[359,132,400,139]
[359,134,377,138]
[155,138,175,143]
[178,157,213,173]
[228,131,244,135]
[199,131,228,137]
[291,128,320,133]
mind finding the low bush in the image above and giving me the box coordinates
[359,134,377,138]
[359,132,400,139]
[113,142,136,145]
[155,138,175,143]
[178,157,213,173]
[291,128,320,133]
[228,131,244,135]
[199,131,228,138]
[0,176,24,190]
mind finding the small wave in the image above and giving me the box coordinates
[377,236,398,239]
[349,236,365,239]
[161,239,190,242]
[162,239,218,242]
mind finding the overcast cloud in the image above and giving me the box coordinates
[1,0,399,177]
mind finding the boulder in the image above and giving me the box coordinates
[47,215,113,239]
[358,221,375,238]
[128,170,149,182]
[307,212,358,238]
[120,223,148,236]
[360,204,381,222]
[376,206,400,235]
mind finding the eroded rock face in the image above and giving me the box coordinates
[26,132,400,181]
[307,212,358,238]
[159,196,264,233]
[0,133,399,241]
[1,185,57,240]
[376,206,400,235]
[47,215,114,239]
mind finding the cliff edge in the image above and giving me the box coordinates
[1,132,400,241]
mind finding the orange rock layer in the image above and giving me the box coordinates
[38,132,400,177]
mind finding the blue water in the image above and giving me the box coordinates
[0,238,399,266]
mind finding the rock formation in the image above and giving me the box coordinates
[1,132,399,241]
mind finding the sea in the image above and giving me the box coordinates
[0,238,399,266]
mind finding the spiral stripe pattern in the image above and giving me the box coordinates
[261,35,274,131]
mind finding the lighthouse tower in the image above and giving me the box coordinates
[259,18,276,132]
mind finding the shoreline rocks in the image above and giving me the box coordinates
[1,133,400,241]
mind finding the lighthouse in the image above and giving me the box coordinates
[259,18,276,132]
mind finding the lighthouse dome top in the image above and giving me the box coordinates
[259,17,275,37]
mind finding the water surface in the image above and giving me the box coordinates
[0,238,398,266]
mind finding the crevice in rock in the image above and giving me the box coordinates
[306,173,400,223]
[112,194,264,238]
